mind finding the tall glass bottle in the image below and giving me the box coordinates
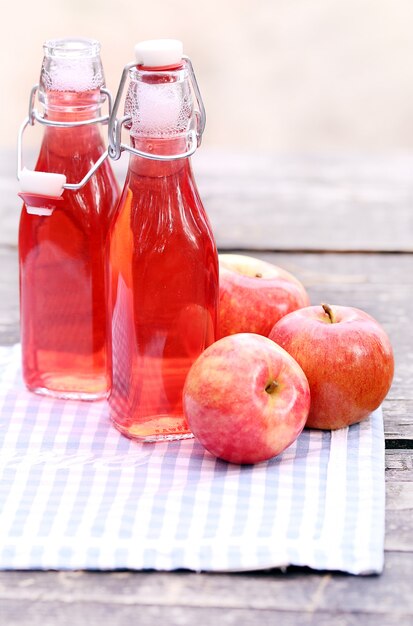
[108,40,218,441]
[18,38,119,399]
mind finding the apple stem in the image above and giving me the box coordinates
[255,272,263,278]
[321,303,336,323]
[265,380,279,394]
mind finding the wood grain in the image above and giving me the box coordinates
[4,602,413,626]
[0,550,412,625]
[195,153,413,252]
[386,449,413,480]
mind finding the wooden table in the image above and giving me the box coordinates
[0,151,412,625]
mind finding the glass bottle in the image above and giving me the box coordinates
[18,38,119,399]
[108,40,219,441]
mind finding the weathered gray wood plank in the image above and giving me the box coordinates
[385,478,413,551]
[0,246,19,345]
[196,152,413,252]
[384,449,413,550]
[0,551,412,623]
[3,602,413,626]
[386,449,413,480]
[383,400,413,439]
[3,151,413,251]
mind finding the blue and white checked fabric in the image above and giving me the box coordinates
[0,345,385,574]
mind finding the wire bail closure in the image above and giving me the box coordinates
[108,56,206,162]
[17,84,112,191]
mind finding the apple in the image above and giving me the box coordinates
[218,254,310,338]
[182,333,310,464]
[269,303,394,430]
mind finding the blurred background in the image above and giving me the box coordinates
[2,0,413,153]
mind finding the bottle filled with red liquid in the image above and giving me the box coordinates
[18,38,119,399]
[108,40,219,441]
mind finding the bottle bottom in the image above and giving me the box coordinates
[110,412,194,443]
[23,370,109,402]
[27,385,109,402]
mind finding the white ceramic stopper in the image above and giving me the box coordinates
[19,168,66,197]
[26,206,55,217]
[134,39,183,67]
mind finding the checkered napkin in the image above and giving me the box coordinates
[0,345,385,574]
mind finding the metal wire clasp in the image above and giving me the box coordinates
[107,56,206,162]
[17,84,113,191]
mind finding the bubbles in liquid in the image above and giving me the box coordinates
[125,79,193,138]
[40,38,105,93]
[41,58,104,92]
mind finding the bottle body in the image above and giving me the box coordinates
[19,39,119,399]
[108,152,218,440]
[19,116,118,399]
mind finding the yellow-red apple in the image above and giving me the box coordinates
[218,254,310,338]
[269,303,394,429]
[183,333,310,464]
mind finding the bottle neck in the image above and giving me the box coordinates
[39,37,105,121]
[125,62,195,154]
[131,136,189,176]
[128,136,193,177]
[38,89,105,160]
[41,88,103,123]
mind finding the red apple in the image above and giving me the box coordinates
[182,333,310,464]
[218,254,310,338]
[269,303,394,430]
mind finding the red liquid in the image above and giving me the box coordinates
[19,90,119,399]
[108,146,218,440]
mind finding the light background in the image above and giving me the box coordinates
[2,0,413,152]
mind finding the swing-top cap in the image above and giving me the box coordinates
[19,168,66,197]
[18,168,66,216]
[134,39,184,68]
